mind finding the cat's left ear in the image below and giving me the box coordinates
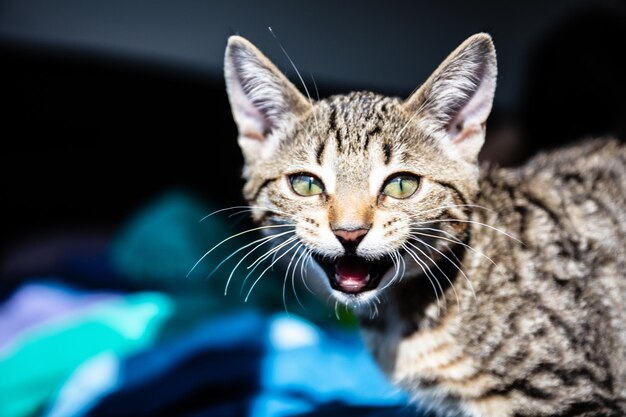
[224,36,311,162]
[403,33,497,163]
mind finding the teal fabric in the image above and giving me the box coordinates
[0,292,173,417]
[110,191,228,287]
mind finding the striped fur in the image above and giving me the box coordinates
[224,34,626,416]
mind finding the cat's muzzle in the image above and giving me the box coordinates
[312,254,394,294]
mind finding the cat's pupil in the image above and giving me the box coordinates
[382,174,419,199]
[289,174,324,197]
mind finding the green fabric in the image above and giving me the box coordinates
[0,293,173,417]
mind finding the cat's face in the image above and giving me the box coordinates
[224,34,496,306]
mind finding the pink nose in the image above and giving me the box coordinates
[333,229,369,242]
[333,228,369,254]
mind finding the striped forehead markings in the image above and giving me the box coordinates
[383,143,392,165]
[326,93,391,155]
[363,125,382,151]
[315,141,326,165]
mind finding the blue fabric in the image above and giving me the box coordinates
[0,282,413,417]
[81,312,267,417]
[39,305,412,417]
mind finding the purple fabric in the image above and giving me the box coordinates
[0,282,117,349]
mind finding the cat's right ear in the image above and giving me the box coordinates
[224,36,311,162]
[403,33,497,164]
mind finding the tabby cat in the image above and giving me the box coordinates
[222,33,626,416]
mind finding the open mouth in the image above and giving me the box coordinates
[312,254,394,294]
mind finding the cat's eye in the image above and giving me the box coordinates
[290,174,325,197]
[382,174,419,199]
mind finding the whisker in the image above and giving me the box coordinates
[269,27,313,107]
[388,251,400,284]
[311,73,321,101]
[296,248,313,295]
[199,205,292,222]
[377,250,403,293]
[399,251,407,283]
[240,236,299,294]
[372,296,380,319]
[268,27,321,137]
[207,229,295,279]
[417,219,524,245]
[408,230,477,302]
[300,248,315,294]
[284,243,306,311]
[411,226,502,271]
[223,232,296,296]
[407,240,461,310]
[245,240,300,302]
[396,90,432,138]
[290,246,309,295]
[187,223,296,278]
[402,243,444,314]
[246,234,297,270]
[416,203,496,216]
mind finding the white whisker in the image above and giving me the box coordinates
[223,232,296,296]
[241,237,299,295]
[246,234,297,270]
[377,250,403,293]
[300,248,315,294]
[411,226,502,272]
[402,243,444,314]
[268,27,321,137]
[199,205,292,222]
[417,218,524,245]
[187,223,296,278]
[416,203,495,216]
[208,229,295,279]
[283,243,306,311]
[245,240,300,302]
[409,230,477,302]
[407,240,461,310]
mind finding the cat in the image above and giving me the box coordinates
[222,33,626,416]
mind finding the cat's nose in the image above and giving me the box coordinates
[333,228,369,254]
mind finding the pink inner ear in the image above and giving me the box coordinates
[447,74,495,145]
[242,129,265,141]
[451,123,483,144]
[225,55,274,142]
[442,70,496,162]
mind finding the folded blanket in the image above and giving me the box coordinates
[0,281,414,417]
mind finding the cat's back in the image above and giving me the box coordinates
[482,138,626,253]
[476,137,626,409]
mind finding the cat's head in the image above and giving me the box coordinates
[224,34,496,306]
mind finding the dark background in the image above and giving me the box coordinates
[2,0,625,277]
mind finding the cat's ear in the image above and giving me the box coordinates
[403,33,497,163]
[224,35,311,161]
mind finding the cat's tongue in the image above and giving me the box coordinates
[334,257,371,293]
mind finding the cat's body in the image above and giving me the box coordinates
[363,138,626,416]
[222,34,626,416]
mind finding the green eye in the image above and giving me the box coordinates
[382,174,419,199]
[290,174,325,196]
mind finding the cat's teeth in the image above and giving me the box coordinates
[334,273,371,293]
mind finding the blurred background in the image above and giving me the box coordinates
[1,1,625,416]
